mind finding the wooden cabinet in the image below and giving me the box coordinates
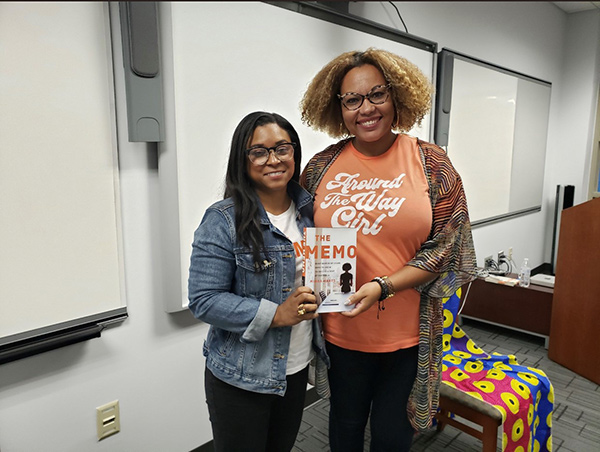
[460,276,553,345]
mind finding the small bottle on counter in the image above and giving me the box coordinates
[518,258,531,288]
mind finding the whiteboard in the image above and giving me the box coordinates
[436,49,551,226]
[448,60,518,221]
[158,1,436,311]
[0,3,126,354]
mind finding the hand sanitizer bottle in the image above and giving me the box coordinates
[519,258,531,288]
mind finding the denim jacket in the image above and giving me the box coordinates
[188,182,329,396]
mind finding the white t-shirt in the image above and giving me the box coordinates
[267,201,314,375]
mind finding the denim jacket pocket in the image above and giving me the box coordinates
[235,253,277,301]
[205,327,239,359]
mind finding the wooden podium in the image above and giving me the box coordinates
[548,197,600,384]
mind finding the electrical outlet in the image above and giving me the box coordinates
[508,247,513,260]
[484,255,494,269]
[97,400,120,441]
[497,250,505,261]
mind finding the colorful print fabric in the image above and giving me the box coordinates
[442,289,554,451]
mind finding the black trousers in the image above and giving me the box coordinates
[327,341,419,452]
[204,365,308,452]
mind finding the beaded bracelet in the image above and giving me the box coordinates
[371,277,387,300]
[371,276,395,301]
[371,276,396,319]
[381,275,396,299]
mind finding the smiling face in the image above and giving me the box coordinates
[340,64,396,156]
[246,123,295,209]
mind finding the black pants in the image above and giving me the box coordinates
[204,365,308,452]
[327,341,419,452]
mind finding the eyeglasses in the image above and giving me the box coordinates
[245,142,296,166]
[338,84,391,111]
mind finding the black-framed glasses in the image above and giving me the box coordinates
[245,142,296,165]
[338,84,391,111]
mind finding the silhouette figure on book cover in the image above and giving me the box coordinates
[340,263,353,293]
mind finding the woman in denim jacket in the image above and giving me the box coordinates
[188,111,328,452]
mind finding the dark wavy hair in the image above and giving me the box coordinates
[224,111,302,264]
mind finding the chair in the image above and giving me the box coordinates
[435,288,554,452]
[436,383,503,452]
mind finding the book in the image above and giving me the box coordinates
[484,275,519,286]
[303,227,357,313]
[530,273,555,288]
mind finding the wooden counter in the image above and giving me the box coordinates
[460,275,553,345]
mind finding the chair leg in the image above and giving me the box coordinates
[481,418,499,452]
[436,410,448,432]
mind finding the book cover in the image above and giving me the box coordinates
[303,227,357,313]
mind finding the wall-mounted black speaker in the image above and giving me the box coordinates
[433,50,454,147]
[551,185,575,274]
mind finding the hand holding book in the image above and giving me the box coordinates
[337,281,381,317]
[270,286,318,327]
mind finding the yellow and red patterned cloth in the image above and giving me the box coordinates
[442,289,554,451]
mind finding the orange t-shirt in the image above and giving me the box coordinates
[313,135,432,352]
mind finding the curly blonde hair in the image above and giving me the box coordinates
[300,48,433,138]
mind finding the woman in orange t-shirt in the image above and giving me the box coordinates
[300,48,477,452]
